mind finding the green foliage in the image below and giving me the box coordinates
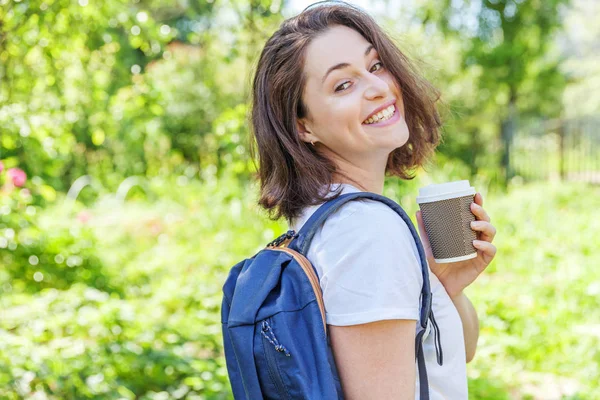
[0,168,122,295]
[0,0,268,192]
[0,174,268,399]
[465,181,600,399]
[424,0,570,116]
[0,0,172,189]
[1,0,584,196]
[397,0,573,186]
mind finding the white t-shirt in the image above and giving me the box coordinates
[289,183,468,399]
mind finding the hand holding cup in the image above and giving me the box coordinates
[415,181,497,298]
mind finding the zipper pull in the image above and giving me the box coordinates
[261,320,291,357]
[275,345,291,357]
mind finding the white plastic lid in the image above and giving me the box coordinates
[416,180,475,204]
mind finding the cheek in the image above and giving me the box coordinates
[340,95,364,123]
[322,99,360,129]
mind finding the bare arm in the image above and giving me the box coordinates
[451,291,479,362]
[328,319,417,399]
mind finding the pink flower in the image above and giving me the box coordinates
[0,161,4,174]
[77,210,92,224]
[7,168,27,187]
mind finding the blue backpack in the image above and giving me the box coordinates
[221,191,443,399]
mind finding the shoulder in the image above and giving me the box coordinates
[307,198,424,326]
[319,198,414,243]
[310,197,423,286]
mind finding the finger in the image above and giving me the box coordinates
[470,221,496,242]
[474,192,483,207]
[470,201,491,223]
[473,240,497,265]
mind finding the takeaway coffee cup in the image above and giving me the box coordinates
[416,180,478,263]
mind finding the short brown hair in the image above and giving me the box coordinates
[249,0,442,223]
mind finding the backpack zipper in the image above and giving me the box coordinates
[261,319,292,400]
[266,230,298,248]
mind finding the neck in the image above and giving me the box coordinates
[330,154,387,195]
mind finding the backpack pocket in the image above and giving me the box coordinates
[259,317,292,400]
[254,304,340,399]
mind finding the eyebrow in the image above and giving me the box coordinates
[321,44,375,84]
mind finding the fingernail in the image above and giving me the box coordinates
[470,221,477,228]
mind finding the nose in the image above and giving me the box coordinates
[363,72,390,100]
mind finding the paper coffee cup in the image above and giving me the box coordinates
[416,180,477,263]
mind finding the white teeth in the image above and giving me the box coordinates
[363,104,396,125]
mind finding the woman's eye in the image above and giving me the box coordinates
[334,62,384,92]
[335,81,351,92]
[371,61,384,72]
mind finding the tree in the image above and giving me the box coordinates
[424,0,572,185]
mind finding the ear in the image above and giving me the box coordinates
[296,118,317,144]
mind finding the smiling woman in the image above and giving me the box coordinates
[226,1,479,399]
[250,2,443,222]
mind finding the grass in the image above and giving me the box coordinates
[465,180,600,399]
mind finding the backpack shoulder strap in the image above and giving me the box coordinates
[287,191,435,400]
[288,191,432,328]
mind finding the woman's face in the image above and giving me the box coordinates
[297,24,409,169]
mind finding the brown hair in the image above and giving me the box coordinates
[249,0,443,223]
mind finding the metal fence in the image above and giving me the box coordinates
[511,116,600,184]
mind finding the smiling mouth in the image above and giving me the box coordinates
[362,104,397,125]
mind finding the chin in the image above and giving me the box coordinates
[377,135,408,154]
[397,131,410,148]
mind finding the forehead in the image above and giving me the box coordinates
[303,25,372,81]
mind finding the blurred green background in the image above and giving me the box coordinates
[1,0,599,398]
